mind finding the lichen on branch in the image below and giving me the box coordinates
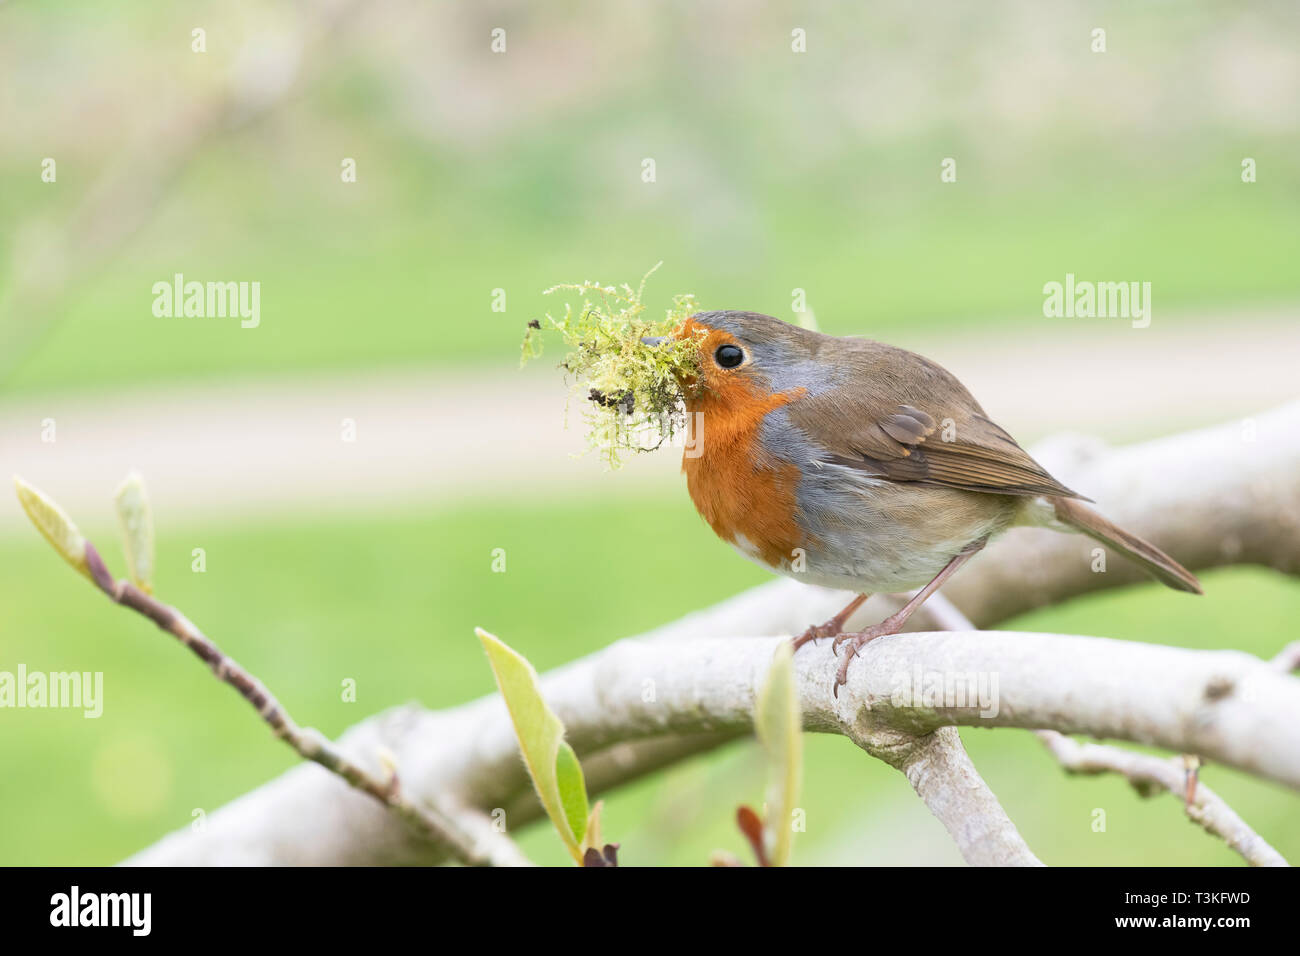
[521,263,704,468]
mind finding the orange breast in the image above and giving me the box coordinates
[682,374,807,570]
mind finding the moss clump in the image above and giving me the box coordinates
[521,263,703,468]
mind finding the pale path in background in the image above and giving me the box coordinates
[1,314,1296,528]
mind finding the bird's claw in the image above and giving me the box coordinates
[834,637,862,690]
[792,621,838,652]
[829,621,902,696]
[799,612,903,697]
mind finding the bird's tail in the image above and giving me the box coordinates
[1051,498,1202,594]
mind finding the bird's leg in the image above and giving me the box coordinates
[791,593,870,652]
[832,538,987,694]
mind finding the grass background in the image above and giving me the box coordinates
[1,0,1298,865]
[4,3,1300,397]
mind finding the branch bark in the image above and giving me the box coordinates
[896,590,1287,866]
[1036,731,1287,867]
[125,628,1300,865]
[120,403,1300,865]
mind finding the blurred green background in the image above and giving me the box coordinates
[2,0,1298,865]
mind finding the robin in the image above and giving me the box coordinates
[651,310,1202,692]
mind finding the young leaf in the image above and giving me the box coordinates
[755,640,803,867]
[555,741,590,849]
[114,471,155,593]
[476,628,589,863]
[13,476,91,582]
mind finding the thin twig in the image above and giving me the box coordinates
[1036,731,1288,866]
[929,568,1286,866]
[82,541,521,867]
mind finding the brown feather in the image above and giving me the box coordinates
[1053,498,1203,594]
[790,337,1084,500]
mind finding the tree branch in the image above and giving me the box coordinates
[80,542,525,867]
[121,404,1300,866]
[124,628,1300,865]
[925,572,1288,867]
[898,728,1043,866]
[1035,731,1287,867]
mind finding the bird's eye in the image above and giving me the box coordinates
[714,344,745,369]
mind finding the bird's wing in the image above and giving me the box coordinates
[787,340,1084,499]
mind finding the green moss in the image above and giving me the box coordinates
[521,264,704,469]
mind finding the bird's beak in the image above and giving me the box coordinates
[640,336,667,347]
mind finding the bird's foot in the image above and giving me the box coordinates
[791,619,841,652]
[792,594,872,654]
[830,618,905,696]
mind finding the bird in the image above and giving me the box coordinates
[655,310,1202,691]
